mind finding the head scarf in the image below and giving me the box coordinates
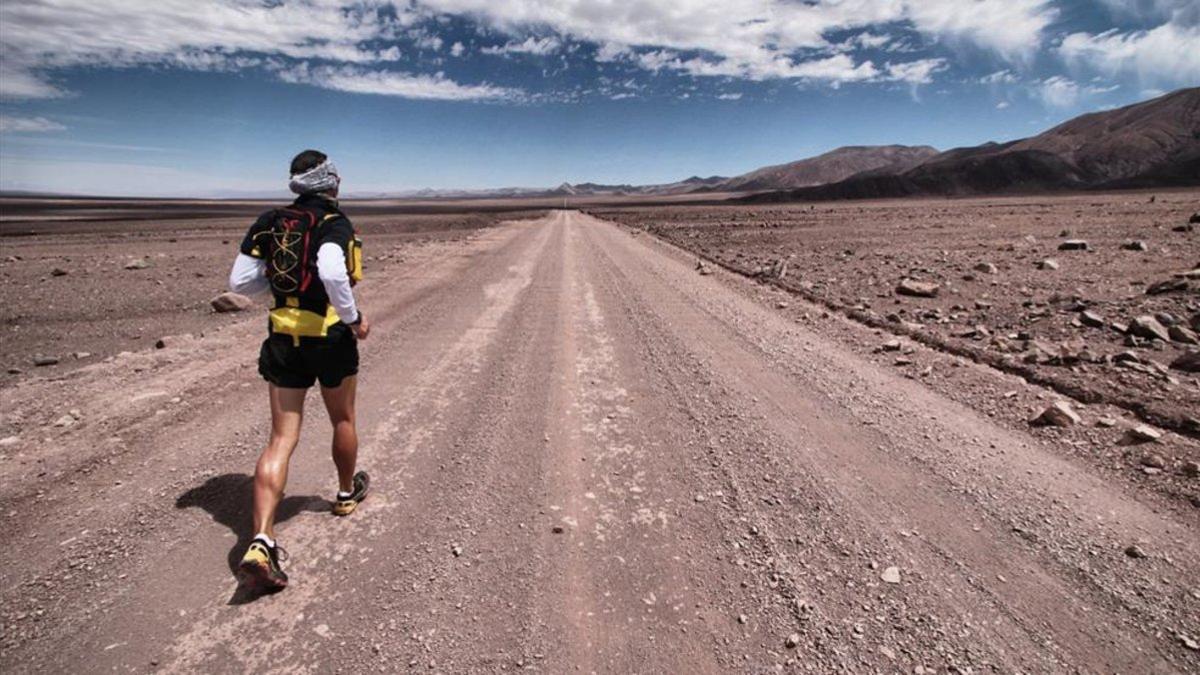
[288,160,340,195]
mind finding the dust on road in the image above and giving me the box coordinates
[1,211,1197,673]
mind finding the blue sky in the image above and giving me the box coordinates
[0,0,1197,197]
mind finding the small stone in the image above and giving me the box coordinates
[1096,417,1117,428]
[785,633,800,649]
[1146,278,1189,295]
[896,279,939,298]
[124,258,151,270]
[1124,544,1147,559]
[451,545,463,557]
[1036,259,1059,270]
[1168,325,1198,345]
[1180,634,1198,651]
[1180,461,1199,478]
[1029,401,1080,427]
[1170,351,1200,372]
[973,262,998,274]
[881,339,902,352]
[694,494,707,503]
[551,525,564,534]
[211,292,253,313]
[1121,240,1149,252]
[1128,425,1164,444]
[51,267,69,276]
[1080,310,1104,328]
[33,355,59,367]
[0,435,20,446]
[737,614,748,625]
[1128,315,1170,342]
[880,566,901,584]
[1058,240,1089,251]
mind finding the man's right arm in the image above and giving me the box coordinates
[228,212,272,296]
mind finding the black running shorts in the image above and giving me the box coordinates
[258,324,359,389]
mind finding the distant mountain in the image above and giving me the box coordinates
[741,87,1200,203]
[716,145,940,192]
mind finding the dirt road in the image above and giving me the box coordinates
[1,211,1197,673]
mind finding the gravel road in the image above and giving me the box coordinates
[1,211,1196,673]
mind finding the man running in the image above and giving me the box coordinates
[227,149,371,592]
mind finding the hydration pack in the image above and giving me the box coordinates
[264,207,362,296]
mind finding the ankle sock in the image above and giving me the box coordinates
[337,490,352,500]
[253,533,276,549]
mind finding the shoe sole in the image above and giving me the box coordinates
[237,558,288,592]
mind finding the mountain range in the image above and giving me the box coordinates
[739,87,1199,203]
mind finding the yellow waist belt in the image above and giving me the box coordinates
[269,297,340,345]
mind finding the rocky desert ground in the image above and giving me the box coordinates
[0,196,1197,673]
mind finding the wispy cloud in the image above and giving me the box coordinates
[276,63,520,101]
[1059,20,1200,85]
[0,115,66,133]
[482,36,562,57]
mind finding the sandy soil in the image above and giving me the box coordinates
[0,208,1197,673]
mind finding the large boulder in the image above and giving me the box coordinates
[211,292,253,313]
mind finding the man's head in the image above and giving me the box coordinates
[288,149,340,197]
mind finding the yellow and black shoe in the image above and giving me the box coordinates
[332,470,370,516]
[237,535,288,592]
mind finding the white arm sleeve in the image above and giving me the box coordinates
[316,242,359,324]
[229,253,270,296]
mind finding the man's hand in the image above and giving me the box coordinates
[351,314,370,340]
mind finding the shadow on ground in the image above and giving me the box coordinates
[175,473,328,604]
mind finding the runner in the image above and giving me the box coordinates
[227,149,371,592]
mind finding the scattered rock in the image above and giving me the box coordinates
[1079,310,1104,328]
[1124,544,1147,559]
[1128,315,1170,342]
[1029,401,1080,427]
[785,633,800,649]
[1168,351,1200,372]
[973,262,998,274]
[154,333,194,350]
[551,525,565,534]
[211,292,253,313]
[451,545,463,557]
[32,355,59,367]
[1036,259,1060,270]
[1180,634,1199,651]
[1191,212,1200,223]
[51,267,69,276]
[1096,417,1117,428]
[737,614,748,625]
[1128,425,1164,444]
[1146,278,1189,295]
[881,339,902,352]
[1182,461,1200,478]
[696,261,713,276]
[1168,325,1198,345]
[124,258,152,270]
[1058,240,1089,251]
[880,566,901,584]
[896,279,940,298]
[1121,240,1148,252]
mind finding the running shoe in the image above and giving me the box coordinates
[237,536,289,592]
[332,470,370,516]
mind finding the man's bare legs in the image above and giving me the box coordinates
[252,385,307,539]
[320,376,357,494]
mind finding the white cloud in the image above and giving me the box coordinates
[885,58,947,84]
[1059,20,1200,84]
[0,0,501,101]
[980,69,1018,84]
[996,100,1010,108]
[717,92,743,100]
[1036,75,1080,107]
[450,42,466,57]
[276,64,518,101]
[423,0,1053,81]
[482,36,562,56]
[0,115,67,133]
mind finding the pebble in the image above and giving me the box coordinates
[33,355,60,366]
[785,633,800,649]
[1124,544,1148,559]
[1127,425,1164,444]
[880,566,901,584]
[1029,401,1080,427]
